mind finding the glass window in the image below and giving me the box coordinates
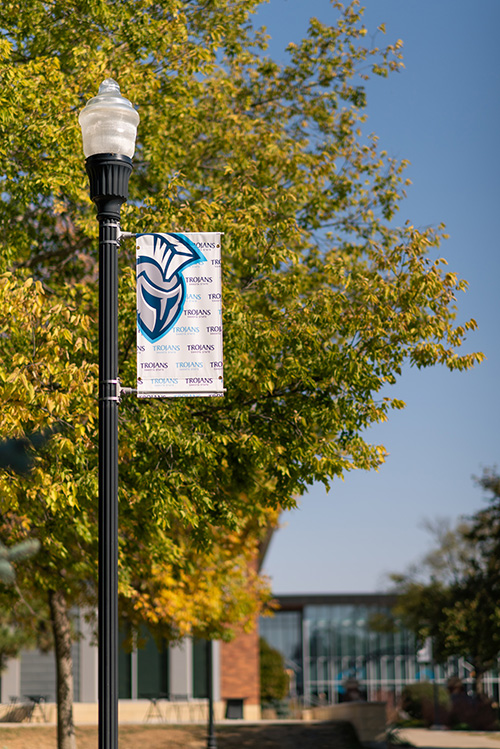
[118,628,132,699]
[137,627,169,699]
[386,658,395,681]
[260,610,302,669]
[192,639,208,699]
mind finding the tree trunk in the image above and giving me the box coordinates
[49,589,76,749]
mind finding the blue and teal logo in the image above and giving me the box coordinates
[137,233,205,343]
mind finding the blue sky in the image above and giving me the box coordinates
[253,1,500,592]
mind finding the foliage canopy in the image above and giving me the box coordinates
[0,0,482,639]
[391,472,500,694]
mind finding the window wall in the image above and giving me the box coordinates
[260,598,434,705]
[260,609,303,695]
[260,597,500,706]
[303,602,418,703]
[118,631,210,701]
[118,626,169,699]
[192,639,208,699]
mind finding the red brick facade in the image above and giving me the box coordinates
[220,626,260,706]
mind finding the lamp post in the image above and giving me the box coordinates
[206,639,217,749]
[79,79,139,749]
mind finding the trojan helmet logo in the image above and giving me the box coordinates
[137,233,206,342]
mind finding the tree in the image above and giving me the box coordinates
[0,272,274,748]
[466,469,500,574]
[0,442,45,703]
[455,469,500,693]
[394,571,500,698]
[0,274,99,749]
[392,482,500,696]
[0,1,483,747]
[260,637,289,703]
[0,535,42,677]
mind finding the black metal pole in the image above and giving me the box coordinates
[86,153,133,749]
[207,639,217,749]
[98,213,119,749]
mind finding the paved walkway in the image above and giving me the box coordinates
[400,728,500,748]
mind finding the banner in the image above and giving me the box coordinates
[136,232,223,398]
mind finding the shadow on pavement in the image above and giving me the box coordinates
[216,720,364,749]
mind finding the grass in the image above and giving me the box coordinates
[0,720,365,749]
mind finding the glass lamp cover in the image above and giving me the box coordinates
[79,79,140,159]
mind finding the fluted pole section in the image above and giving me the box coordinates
[98,215,119,749]
[207,640,217,749]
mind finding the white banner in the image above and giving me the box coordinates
[136,232,224,398]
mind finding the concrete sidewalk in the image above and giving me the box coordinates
[399,728,500,749]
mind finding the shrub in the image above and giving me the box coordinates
[401,682,450,726]
[260,637,289,703]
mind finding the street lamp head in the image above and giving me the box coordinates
[79,79,140,159]
[80,79,140,219]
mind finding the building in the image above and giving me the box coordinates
[259,593,500,706]
[6,590,500,721]
[0,611,260,721]
[0,542,268,721]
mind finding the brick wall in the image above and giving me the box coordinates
[220,627,260,706]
